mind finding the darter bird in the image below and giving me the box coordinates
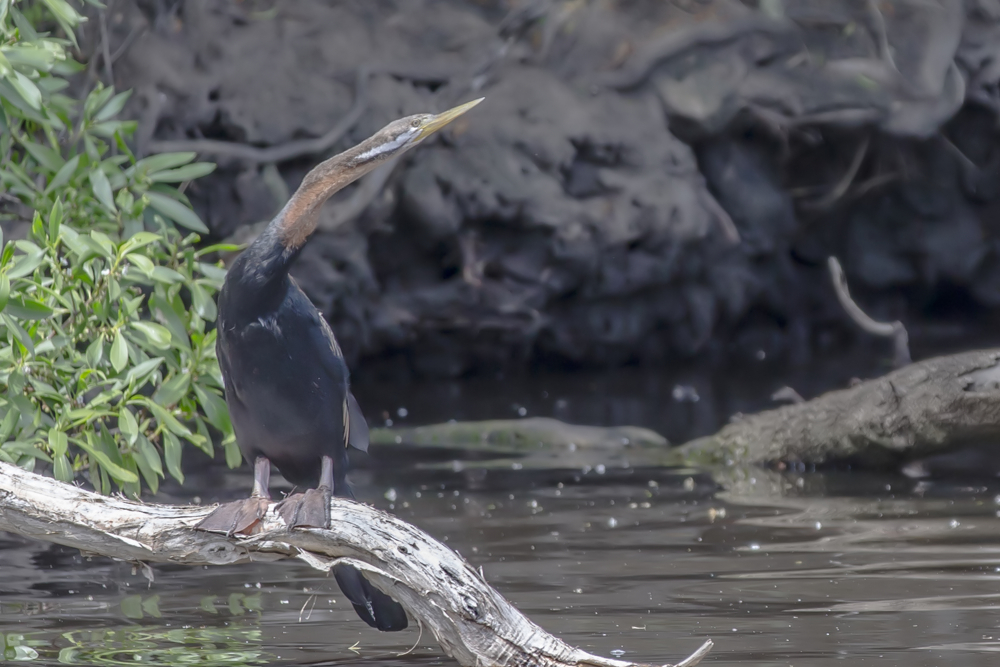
[196,97,484,632]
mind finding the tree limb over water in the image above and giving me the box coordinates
[0,462,711,667]
[681,349,1000,468]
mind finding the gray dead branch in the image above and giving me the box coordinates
[828,257,910,368]
[680,349,1000,468]
[0,462,711,667]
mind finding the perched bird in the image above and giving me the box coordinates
[196,98,484,631]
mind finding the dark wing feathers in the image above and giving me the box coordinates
[347,392,369,452]
[309,307,370,452]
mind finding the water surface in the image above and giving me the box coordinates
[2,360,1000,665]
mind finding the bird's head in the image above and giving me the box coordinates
[350,97,484,167]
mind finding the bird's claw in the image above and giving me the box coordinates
[276,486,331,529]
[195,496,270,536]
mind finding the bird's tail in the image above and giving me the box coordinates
[333,485,409,631]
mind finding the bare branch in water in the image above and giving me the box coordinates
[0,462,712,667]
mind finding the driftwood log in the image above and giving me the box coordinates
[681,349,1000,468]
[0,461,711,667]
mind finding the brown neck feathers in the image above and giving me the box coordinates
[273,140,388,250]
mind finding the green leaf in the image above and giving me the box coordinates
[152,372,189,407]
[118,231,161,256]
[45,154,81,195]
[190,282,217,321]
[19,138,63,172]
[93,451,138,483]
[0,408,20,442]
[148,162,216,183]
[10,8,39,41]
[136,398,196,441]
[126,254,154,275]
[0,273,9,313]
[193,383,231,434]
[95,90,132,122]
[134,435,162,493]
[40,0,83,28]
[34,334,69,355]
[3,44,57,71]
[86,337,104,367]
[133,152,196,175]
[89,167,117,212]
[3,441,52,463]
[3,314,34,355]
[7,245,45,278]
[224,440,242,469]
[49,428,68,457]
[0,77,46,122]
[77,444,139,492]
[53,454,74,482]
[163,431,184,484]
[4,296,54,320]
[120,454,142,498]
[9,70,41,110]
[130,321,172,349]
[48,198,64,238]
[110,330,128,372]
[31,210,44,240]
[150,266,186,284]
[77,433,138,484]
[119,407,139,445]
[122,356,164,386]
[195,243,242,258]
[145,191,209,233]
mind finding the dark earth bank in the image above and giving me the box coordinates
[76,0,1000,378]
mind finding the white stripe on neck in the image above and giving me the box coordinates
[355,132,412,163]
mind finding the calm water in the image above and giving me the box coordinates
[2,360,1000,666]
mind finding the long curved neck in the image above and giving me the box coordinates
[220,133,401,325]
[224,132,400,306]
[271,137,392,251]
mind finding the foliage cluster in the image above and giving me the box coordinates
[0,0,239,495]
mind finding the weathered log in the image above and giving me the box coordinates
[0,461,711,667]
[680,349,1000,467]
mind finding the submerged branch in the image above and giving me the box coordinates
[680,349,1000,468]
[0,462,711,667]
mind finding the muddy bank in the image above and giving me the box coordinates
[84,0,1000,377]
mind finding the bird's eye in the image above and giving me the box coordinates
[411,118,422,128]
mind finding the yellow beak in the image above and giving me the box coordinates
[417,97,485,141]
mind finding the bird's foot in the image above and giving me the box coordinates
[195,496,271,536]
[276,486,331,529]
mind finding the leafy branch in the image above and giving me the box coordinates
[0,0,240,495]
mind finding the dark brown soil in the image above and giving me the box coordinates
[80,0,1000,378]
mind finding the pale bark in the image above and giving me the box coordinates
[0,461,711,667]
[680,349,1000,467]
